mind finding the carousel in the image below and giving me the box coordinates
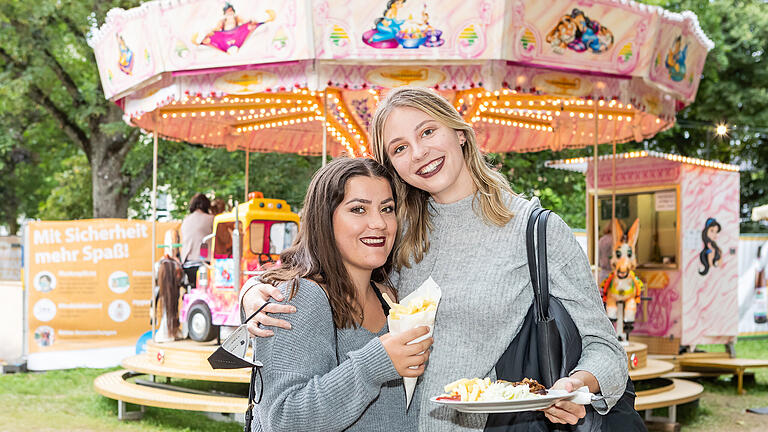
[88,0,714,426]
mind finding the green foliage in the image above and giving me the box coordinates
[489,149,592,229]
[38,153,93,220]
[124,136,322,220]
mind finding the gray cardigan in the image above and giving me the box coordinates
[252,278,416,432]
[392,193,628,432]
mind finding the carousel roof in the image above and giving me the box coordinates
[545,150,740,173]
[89,0,714,156]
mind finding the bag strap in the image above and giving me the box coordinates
[526,208,552,322]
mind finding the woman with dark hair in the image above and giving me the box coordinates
[180,193,214,287]
[250,157,430,431]
[699,218,722,276]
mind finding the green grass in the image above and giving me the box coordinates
[0,367,243,431]
[677,338,768,431]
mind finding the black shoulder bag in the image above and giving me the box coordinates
[484,208,646,432]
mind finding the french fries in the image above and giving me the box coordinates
[388,295,437,320]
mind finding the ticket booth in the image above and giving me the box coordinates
[549,151,740,353]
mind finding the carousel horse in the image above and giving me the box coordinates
[601,218,644,330]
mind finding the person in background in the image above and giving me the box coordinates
[211,198,227,215]
[180,193,214,287]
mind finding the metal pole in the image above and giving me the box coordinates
[151,131,158,341]
[245,149,250,201]
[233,201,241,298]
[322,90,327,167]
[612,141,616,223]
[593,102,599,283]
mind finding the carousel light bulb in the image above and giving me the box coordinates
[162,113,168,118]
[517,101,522,106]
[200,112,206,117]
[598,100,605,107]
[171,113,177,118]
[588,113,593,119]
[608,115,613,120]
[555,111,561,116]
[598,114,603,119]
[618,115,623,121]
[570,112,575,117]
[587,100,593,106]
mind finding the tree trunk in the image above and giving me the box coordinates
[91,139,132,218]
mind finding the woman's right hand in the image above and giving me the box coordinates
[379,326,433,377]
[242,282,296,337]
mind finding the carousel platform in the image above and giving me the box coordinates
[93,339,248,420]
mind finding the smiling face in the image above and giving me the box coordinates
[332,175,397,278]
[382,106,474,203]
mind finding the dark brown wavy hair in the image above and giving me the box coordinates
[260,157,397,329]
[157,258,182,336]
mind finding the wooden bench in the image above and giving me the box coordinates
[635,378,704,424]
[629,358,675,381]
[678,357,768,394]
[93,370,247,420]
[122,353,250,383]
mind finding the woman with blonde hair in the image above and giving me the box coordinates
[243,87,629,431]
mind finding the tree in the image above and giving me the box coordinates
[0,0,149,220]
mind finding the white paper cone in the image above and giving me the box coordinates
[386,277,442,409]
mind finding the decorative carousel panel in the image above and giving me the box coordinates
[314,0,505,60]
[90,0,313,99]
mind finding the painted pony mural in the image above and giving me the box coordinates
[545,8,614,54]
[601,218,644,335]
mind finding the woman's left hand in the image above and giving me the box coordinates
[542,376,587,425]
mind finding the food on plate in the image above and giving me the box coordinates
[388,295,437,320]
[436,377,547,402]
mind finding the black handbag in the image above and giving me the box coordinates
[485,208,646,432]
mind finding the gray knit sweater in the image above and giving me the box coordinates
[252,278,416,432]
[391,193,628,432]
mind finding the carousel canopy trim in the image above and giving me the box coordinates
[545,150,740,173]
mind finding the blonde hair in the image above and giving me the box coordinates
[370,86,516,269]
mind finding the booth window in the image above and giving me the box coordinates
[250,222,266,254]
[214,221,242,258]
[594,188,678,268]
[269,222,298,254]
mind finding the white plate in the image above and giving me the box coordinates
[430,390,577,414]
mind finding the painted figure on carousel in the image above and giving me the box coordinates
[698,217,721,276]
[197,3,276,54]
[547,8,613,55]
[601,218,644,335]
[362,0,406,48]
[117,34,134,75]
[665,35,688,82]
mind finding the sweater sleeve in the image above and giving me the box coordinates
[544,213,628,414]
[255,279,401,432]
